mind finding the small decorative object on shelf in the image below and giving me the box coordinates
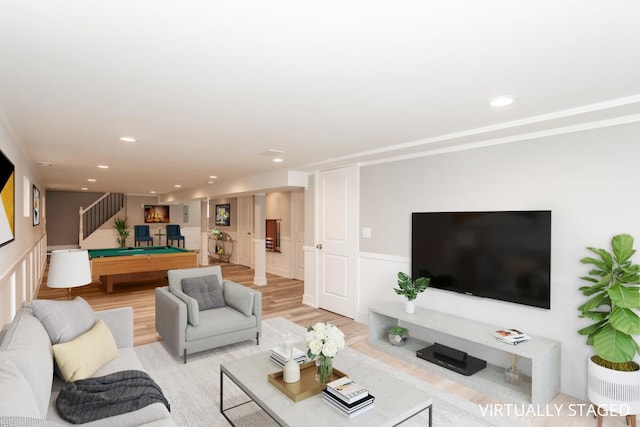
[505,353,522,384]
[305,322,346,383]
[393,272,430,314]
[388,326,409,346]
[494,328,530,345]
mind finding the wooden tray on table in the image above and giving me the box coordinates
[267,361,347,402]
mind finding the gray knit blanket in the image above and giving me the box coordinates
[56,370,170,424]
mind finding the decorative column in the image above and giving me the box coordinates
[199,198,210,266]
[253,193,267,285]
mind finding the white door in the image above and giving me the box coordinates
[238,196,253,267]
[317,166,357,318]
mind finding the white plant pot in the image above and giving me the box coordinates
[587,356,640,415]
[405,300,415,314]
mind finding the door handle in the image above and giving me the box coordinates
[316,244,323,249]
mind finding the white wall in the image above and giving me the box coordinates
[355,121,640,400]
[0,118,47,324]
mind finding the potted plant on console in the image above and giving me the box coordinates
[393,271,430,314]
[577,234,640,424]
[388,326,409,346]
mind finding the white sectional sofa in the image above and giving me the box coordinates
[0,302,175,426]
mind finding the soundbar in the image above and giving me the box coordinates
[416,343,486,376]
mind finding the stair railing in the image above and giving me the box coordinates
[79,192,124,245]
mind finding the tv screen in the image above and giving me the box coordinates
[412,211,551,309]
[144,205,170,223]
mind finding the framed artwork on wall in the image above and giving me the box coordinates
[0,149,15,247]
[144,205,170,223]
[32,185,40,226]
[215,204,230,226]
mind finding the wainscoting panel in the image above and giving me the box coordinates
[0,235,47,324]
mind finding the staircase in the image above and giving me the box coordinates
[79,193,124,245]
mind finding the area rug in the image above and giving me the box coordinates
[136,317,532,426]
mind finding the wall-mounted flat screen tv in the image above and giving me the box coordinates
[144,205,170,223]
[412,211,551,309]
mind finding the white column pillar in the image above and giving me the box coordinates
[199,198,210,266]
[253,193,267,285]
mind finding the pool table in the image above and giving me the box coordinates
[89,246,198,293]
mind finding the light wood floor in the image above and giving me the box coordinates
[36,263,618,427]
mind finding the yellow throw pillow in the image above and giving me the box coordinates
[52,318,119,382]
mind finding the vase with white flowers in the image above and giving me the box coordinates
[305,322,346,383]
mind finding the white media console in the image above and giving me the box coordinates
[368,302,560,405]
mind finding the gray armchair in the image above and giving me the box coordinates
[155,266,262,363]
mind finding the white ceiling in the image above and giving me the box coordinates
[1,1,640,197]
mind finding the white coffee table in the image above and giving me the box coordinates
[220,350,432,426]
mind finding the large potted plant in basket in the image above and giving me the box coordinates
[393,272,429,314]
[577,234,640,419]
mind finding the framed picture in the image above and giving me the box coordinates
[215,204,230,226]
[0,149,15,248]
[32,185,40,226]
[144,205,170,223]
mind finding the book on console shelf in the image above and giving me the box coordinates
[269,346,306,367]
[321,390,375,418]
[494,328,531,345]
[325,376,369,404]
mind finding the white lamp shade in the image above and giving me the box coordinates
[47,249,92,289]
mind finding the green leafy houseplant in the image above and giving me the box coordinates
[388,326,409,346]
[113,217,130,248]
[388,326,409,336]
[578,234,640,371]
[393,272,430,301]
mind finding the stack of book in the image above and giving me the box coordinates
[269,346,306,367]
[322,376,375,418]
[494,328,530,345]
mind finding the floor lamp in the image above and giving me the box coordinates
[47,249,92,299]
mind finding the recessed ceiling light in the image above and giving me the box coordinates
[209,175,217,179]
[488,96,515,108]
[150,190,156,194]
[87,178,96,182]
[207,181,215,185]
[81,187,88,191]
[272,158,284,163]
[119,136,137,142]
[97,165,109,169]
[174,184,181,188]
[38,161,53,167]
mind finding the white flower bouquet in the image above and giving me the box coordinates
[305,322,346,382]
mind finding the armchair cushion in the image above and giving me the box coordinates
[31,297,96,345]
[223,281,254,317]
[181,275,225,311]
[52,319,119,382]
[168,288,200,326]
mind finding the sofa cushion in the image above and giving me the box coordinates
[31,297,96,344]
[53,319,119,382]
[0,353,41,417]
[185,307,257,342]
[0,417,65,427]
[168,288,200,326]
[181,275,225,311]
[0,305,54,418]
[223,281,254,316]
[167,266,223,293]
